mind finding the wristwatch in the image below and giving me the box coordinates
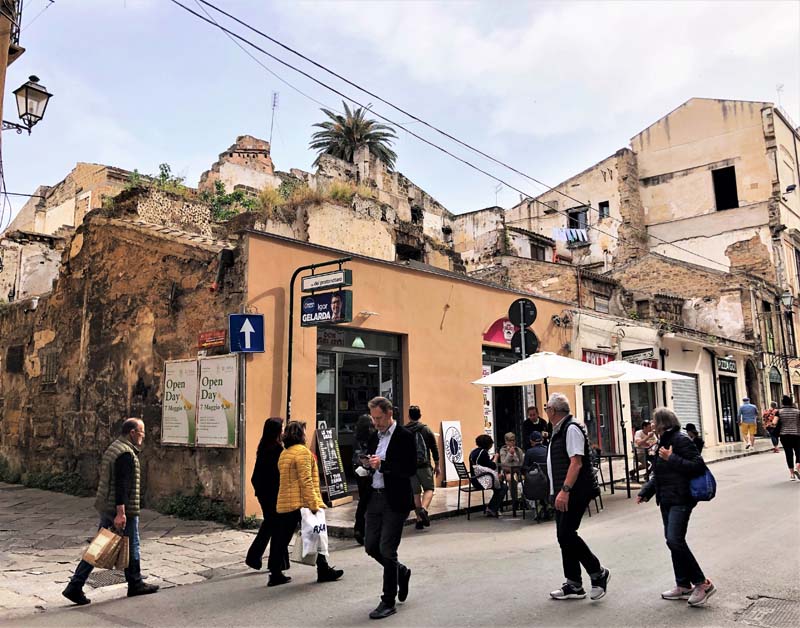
[562,484,572,493]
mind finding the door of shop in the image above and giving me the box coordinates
[316,328,402,481]
[582,385,616,453]
[483,347,524,445]
[719,376,739,442]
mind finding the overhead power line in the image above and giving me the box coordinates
[170,0,747,275]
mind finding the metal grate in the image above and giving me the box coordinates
[740,597,800,628]
[86,570,127,588]
[40,350,58,384]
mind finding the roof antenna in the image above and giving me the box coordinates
[269,91,279,146]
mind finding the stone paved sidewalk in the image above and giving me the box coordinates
[0,484,260,620]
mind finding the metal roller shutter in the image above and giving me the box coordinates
[671,373,702,432]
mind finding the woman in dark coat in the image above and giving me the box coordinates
[638,408,715,607]
[352,414,375,545]
[245,417,285,570]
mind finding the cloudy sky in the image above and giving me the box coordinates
[2,0,798,228]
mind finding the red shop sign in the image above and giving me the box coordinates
[582,349,615,366]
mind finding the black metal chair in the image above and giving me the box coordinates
[453,461,490,520]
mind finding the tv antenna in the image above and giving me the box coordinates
[269,91,279,145]
[494,183,503,206]
[776,83,784,108]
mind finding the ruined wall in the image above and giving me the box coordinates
[7,163,129,235]
[451,208,505,272]
[198,135,280,194]
[0,216,244,510]
[134,189,213,237]
[0,233,65,301]
[305,201,395,261]
[612,254,749,341]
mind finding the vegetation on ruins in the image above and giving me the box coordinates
[310,101,398,169]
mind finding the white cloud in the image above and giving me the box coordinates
[278,0,800,138]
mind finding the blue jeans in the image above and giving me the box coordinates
[70,514,141,586]
[660,504,705,588]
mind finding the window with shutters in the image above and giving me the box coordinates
[41,350,58,385]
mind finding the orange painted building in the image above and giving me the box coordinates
[241,231,574,516]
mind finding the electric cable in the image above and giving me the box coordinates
[192,0,744,274]
[171,0,773,278]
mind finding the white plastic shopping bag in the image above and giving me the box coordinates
[300,507,329,557]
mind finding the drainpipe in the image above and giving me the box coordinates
[704,348,723,443]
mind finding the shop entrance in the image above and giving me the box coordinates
[483,347,525,445]
[316,327,402,481]
[719,376,739,442]
[582,385,616,453]
[629,382,656,430]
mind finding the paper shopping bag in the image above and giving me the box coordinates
[83,527,124,570]
[113,535,130,570]
[290,530,316,566]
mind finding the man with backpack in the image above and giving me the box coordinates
[405,405,440,530]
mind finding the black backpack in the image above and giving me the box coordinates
[413,427,429,465]
[524,463,550,501]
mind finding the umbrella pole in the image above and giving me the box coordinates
[544,378,549,401]
[618,381,631,498]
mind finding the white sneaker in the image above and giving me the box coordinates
[661,585,692,600]
[550,583,586,600]
[590,568,610,600]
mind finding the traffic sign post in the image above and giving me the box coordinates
[229,314,265,353]
[508,298,539,442]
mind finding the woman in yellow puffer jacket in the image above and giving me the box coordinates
[267,421,344,587]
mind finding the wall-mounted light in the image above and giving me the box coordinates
[2,76,53,135]
[351,336,366,349]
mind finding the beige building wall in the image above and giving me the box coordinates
[633,99,774,225]
[506,153,621,269]
[242,232,571,516]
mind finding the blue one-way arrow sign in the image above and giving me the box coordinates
[229,314,265,353]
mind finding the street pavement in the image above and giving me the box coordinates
[3,451,798,628]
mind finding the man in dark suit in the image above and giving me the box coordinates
[365,396,417,620]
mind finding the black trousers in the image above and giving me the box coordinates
[365,492,408,605]
[780,434,800,469]
[268,509,331,575]
[246,497,276,566]
[354,475,372,535]
[555,493,601,586]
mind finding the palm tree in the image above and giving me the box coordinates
[310,101,398,170]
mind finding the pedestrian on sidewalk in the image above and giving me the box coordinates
[737,397,759,450]
[637,407,716,607]
[763,402,781,453]
[545,393,610,602]
[246,417,284,570]
[775,396,800,481]
[63,418,159,606]
[353,414,376,545]
[364,396,416,620]
[267,421,343,587]
[684,423,704,452]
[405,405,440,530]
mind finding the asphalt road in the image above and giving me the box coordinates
[9,453,800,628]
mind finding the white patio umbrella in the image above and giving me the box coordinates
[579,360,691,498]
[584,360,692,386]
[473,351,624,392]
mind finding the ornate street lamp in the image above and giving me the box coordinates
[2,76,53,135]
[781,289,795,311]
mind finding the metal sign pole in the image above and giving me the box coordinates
[286,257,351,420]
[519,301,527,444]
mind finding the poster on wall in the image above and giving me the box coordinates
[196,355,238,448]
[481,366,494,440]
[161,359,198,446]
[440,420,463,484]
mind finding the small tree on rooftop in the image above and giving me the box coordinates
[310,101,398,170]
